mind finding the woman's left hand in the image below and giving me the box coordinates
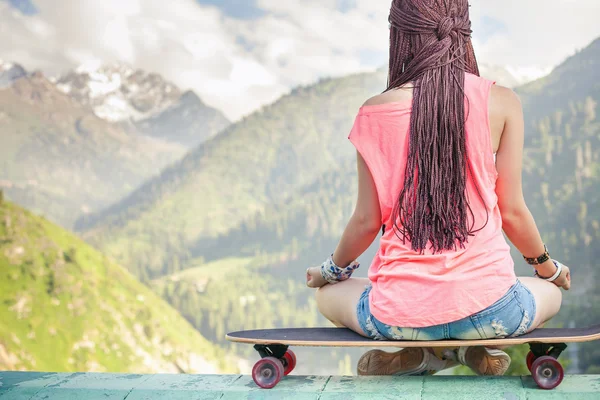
[306,266,328,288]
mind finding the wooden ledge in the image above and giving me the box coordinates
[1,372,600,399]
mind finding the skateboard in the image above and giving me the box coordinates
[226,325,600,390]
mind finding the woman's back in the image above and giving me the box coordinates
[348,72,516,327]
[308,0,570,378]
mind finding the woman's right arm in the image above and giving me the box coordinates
[493,86,571,290]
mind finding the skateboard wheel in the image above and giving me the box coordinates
[282,349,297,375]
[531,356,564,390]
[252,357,284,389]
[526,351,536,372]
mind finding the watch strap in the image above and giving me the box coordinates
[534,259,563,282]
[523,244,550,265]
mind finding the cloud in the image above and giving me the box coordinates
[1,0,599,122]
[470,0,600,71]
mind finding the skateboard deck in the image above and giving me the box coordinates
[226,325,600,390]
[226,325,600,347]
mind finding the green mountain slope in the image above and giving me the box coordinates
[517,37,600,121]
[150,254,363,376]
[0,71,187,229]
[76,69,388,280]
[513,40,600,284]
[0,195,234,374]
[190,157,366,266]
[516,48,600,372]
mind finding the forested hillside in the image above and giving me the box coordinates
[0,195,235,374]
[515,39,600,372]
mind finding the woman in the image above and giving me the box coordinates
[306,0,571,376]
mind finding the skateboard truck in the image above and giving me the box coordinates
[254,344,289,359]
[529,342,567,359]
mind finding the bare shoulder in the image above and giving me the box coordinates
[362,94,387,107]
[362,87,413,107]
[490,84,522,113]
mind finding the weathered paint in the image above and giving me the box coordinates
[1,373,600,399]
[522,375,600,400]
[320,376,423,400]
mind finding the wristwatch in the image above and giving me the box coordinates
[534,259,563,282]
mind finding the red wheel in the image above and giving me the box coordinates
[252,357,284,389]
[531,356,564,390]
[526,351,536,372]
[282,349,297,375]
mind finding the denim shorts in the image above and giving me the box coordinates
[356,279,537,341]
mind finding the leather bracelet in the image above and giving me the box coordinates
[523,244,551,265]
[534,259,563,282]
[320,254,360,285]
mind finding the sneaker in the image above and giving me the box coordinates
[357,347,457,376]
[456,346,511,376]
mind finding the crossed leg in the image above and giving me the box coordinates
[314,275,564,376]
[315,276,563,335]
[315,277,371,337]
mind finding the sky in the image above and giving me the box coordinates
[1,0,599,122]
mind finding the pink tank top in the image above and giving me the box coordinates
[348,73,517,327]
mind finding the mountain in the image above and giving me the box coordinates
[513,40,600,373]
[76,70,386,280]
[135,90,230,147]
[512,39,600,276]
[0,60,26,88]
[56,62,183,123]
[0,69,186,228]
[189,156,360,263]
[0,195,235,373]
[57,62,230,147]
[516,37,600,120]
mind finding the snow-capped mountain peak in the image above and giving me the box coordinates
[57,62,182,122]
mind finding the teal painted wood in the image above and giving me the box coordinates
[2,373,600,399]
[319,376,423,400]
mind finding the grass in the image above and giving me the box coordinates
[0,199,235,373]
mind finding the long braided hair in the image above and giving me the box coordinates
[386,0,488,253]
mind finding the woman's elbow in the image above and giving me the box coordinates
[353,212,381,233]
[500,205,530,227]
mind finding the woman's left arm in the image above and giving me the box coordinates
[307,150,382,287]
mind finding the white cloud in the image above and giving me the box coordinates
[470,0,600,70]
[0,0,599,122]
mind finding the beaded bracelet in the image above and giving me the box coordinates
[320,254,360,285]
[523,244,551,265]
